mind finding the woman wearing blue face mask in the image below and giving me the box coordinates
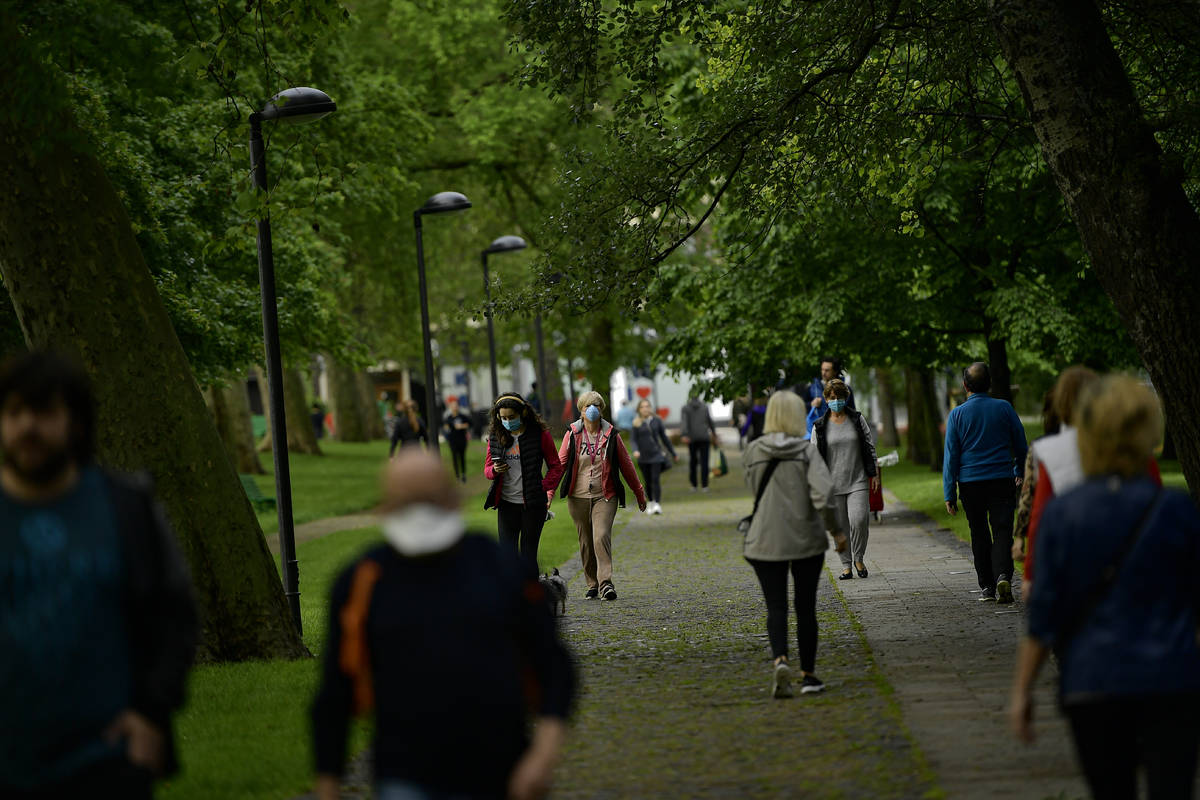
[557,391,647,600]
[484,393,565,569]
[811,379,879,580]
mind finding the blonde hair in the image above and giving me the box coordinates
[632,399,652,428]
[763,390,806,437]
[1077,374,1162,478]
[577,390,605,412]
[1051,365,1099,426]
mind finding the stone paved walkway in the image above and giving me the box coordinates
[837,498,1087,800]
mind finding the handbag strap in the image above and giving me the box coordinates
[745,458,783,524]
[1057,486,1162,651]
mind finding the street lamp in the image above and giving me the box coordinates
[415,191,472,454]
[249,86,336,635]
[481,235,527,400]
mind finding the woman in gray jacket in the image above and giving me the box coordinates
[743,390,847,699]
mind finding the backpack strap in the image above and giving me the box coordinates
[339,558,383,716]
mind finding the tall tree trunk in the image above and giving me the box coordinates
[588,312,617,416]
[207,379,265,475]
[329,358,369,443]
[875,367,900,447]
[991,0,1200,503]
[0,18,305,660]
[986,335,1013,403]
[357,370,385,440]
[257,366,322,455]
[904,367,944,471]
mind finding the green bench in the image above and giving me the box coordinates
[239,474,276,512]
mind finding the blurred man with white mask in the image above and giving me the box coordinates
[311,449,575,800]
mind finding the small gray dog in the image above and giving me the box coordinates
[539,568,568,617]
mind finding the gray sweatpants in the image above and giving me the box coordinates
[834,488,870,568]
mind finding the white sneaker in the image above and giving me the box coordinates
[652,502,663,515]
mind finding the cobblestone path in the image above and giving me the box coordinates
[554,458,938,799]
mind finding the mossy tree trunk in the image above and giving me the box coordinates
[206,378,265,475]
[256,366,322,455]
[0,16,305,661]
[991,0,1200,503]
[357,370,385,439]
[904,367,944,471]
[329,358,369,443]
[875,367,900,448]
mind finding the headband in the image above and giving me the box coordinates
[493,394,526,409]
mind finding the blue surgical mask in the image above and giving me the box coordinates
[584,405,601,422]
[828,399,846,413]
[502,418,522,432]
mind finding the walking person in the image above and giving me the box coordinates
[630,398,677,515]
[0,351,198,799]
[557,391,646,601]
[483,393,564,569]
[442,396,471,484]
[388,399,426,456]
[1008,374,1200,799]
[804,356,856,412]
[680,394,718,492]
[313,449,575,800]
[943,362,1028,604]
[742,390,847,698]
[811,379,879,580]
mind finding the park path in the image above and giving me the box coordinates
[294,441,1155,799]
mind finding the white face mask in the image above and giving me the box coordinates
[382,503,465,556]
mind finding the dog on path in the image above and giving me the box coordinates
[539,568,568,617]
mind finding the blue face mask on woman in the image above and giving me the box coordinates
[502,417,522,432]
[584,405,601,422]
[827,399,847,413]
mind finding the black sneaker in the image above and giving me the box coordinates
[585,587,599,600]
[978,587,996,602]
[995,575,1014,604]
[799,674,825,694]
[602,585,618,601]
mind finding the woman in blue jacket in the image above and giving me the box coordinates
[1008,374,1200,798]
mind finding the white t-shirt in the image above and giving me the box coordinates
[500,438,524,504]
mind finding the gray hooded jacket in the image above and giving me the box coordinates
[742,432,841,561]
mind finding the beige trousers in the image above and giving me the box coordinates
[567,495,618,589]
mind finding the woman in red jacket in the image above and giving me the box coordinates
[557,391,647,601]
[484,393,564,569]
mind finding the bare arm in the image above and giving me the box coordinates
[1008,636,1050,743]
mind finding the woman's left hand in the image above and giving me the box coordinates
[869,476,880,493]
[638,499,647,512]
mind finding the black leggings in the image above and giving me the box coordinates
[449,444,467,480]
[497,499,547,569]
[1065,694,1200,799]
[747,554,825,672]
[639,461,663,503]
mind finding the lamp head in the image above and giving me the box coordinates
[418,191,472,216]
[258,87,337,123]
[484,235,527,255]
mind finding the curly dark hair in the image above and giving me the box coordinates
[488,392,548,447]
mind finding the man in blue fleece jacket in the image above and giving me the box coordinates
[943,362,1028,604]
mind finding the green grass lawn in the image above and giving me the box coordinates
[164,434,600,799]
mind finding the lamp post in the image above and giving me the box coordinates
[415,191,472,454]
[249,86,336,635]
[481,235,526,400]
